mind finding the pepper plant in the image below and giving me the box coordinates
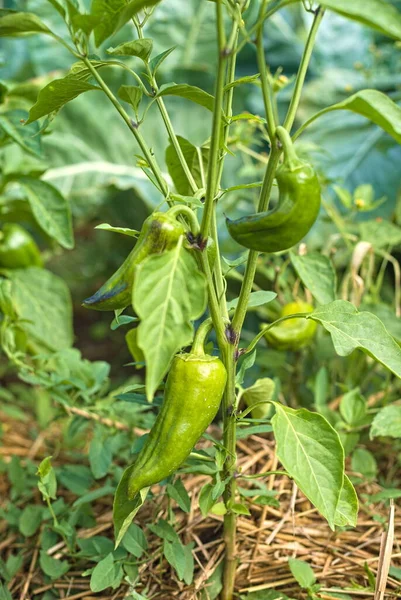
[2,1,401,599]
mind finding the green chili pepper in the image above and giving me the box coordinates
[82,211,185,312]
[125,322,227,499]
[263,300,317,351]
[226,127,321,253]
[0,223,42,269]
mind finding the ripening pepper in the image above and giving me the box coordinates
[0,223,42,269]
[263,300,317,351]
[124,328,227,500]
[226,127,321,253]
[82,211,185,311]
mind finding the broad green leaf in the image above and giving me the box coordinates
[71,13,101,35]
[167,479,191,512]
[299,90,401,145]
[319,0,401,40]
[334,475,358,527]
[26,77,101,124]
[67,60,110,81]
[133,240,207,400]
[113,464,149,548]
[90,553,116,592]
[309,300,401,379]
[157,83,215,112]
[351,448,377,480]
[0,110,42,156]
[227,290,276,311]
[89,438,112,479]
[290,252,336,305]
[20,178,74,249]
[92,0,161,46]
[19,505,43,537]
[339,389,366,426]
[107,38,153,61]
[370,405,401,439]
[271,404,344,529]
[0,11,53,36]
[118,85,142,112]
[9,268,73,351]
[359,220,401,249]
[149,46,176,75]
[39,551,69,580]
[288,558,316,589]
[122,524,148,558]
[165,136,208,196]
[163,540,194,585]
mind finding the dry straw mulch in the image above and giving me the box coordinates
[0,409,400,600]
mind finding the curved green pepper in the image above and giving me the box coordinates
[126,326,227,499]
[83,212,185,311]
[263,300,317,351]
[226,127,321,253]
[0,223,42,269]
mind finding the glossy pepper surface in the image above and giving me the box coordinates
[263,301,317,351]
[226,127,321,253]
[82,212,185,311]
[126,343,227,499]
[0,223,42,269]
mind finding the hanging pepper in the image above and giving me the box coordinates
[263,300,317,351]
[226,127,321,253]
[0,223,42,269]
[82,210,185,312]
[124,321,227,499]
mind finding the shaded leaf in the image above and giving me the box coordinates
[113,464,149,548]
[157,83,214,112]
[319,0,401,40]
[334,475,358,527]
[0,110,41,156]
[290,252,336,305]
[0,11,53,36]
[107,38,153,61]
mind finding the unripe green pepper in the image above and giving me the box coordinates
[126,323,227,499]
[226,127,321,253]
[83,211,185,311]
[0,223,42,269]
[242,377,275,419]
[263,301,317,351]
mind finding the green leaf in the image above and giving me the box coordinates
[107,38,153,61]
[334,475,358,527]
[235,350,256,386]
[167,479,191,512]
[309,300,401,379]
[0,583,12,600]
[20,178,74,249]
[370,405,401,439]
[113,464,149,548]
[0,11,53,36]
[198,483,215,516]
[351,448,377,480]
[290,252,336,305]
[19,505,43,537]
[148,519,180,543]
[319,0,401,40]
[39,551,69,580]
[133,241,207,400]
[90,553,116,592]
[300,90,401,145]
[95,223,139,237]
[359,220,401,249]
[271,404,344,529]
[149,46,176,75]
[0,110,42,156]
[288,558,316,589]
[122,524,148,558]
[92,0,161,46]
[26,77,101,124]
[163,540,194,585]
[339,389,366,426]
[118,85,142,112]
[9,268,73,351]
[157,83,215,112]
[242,377,275,420]
[89,437,112,479]
[227,290,276,311]
[165,136,208,196]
